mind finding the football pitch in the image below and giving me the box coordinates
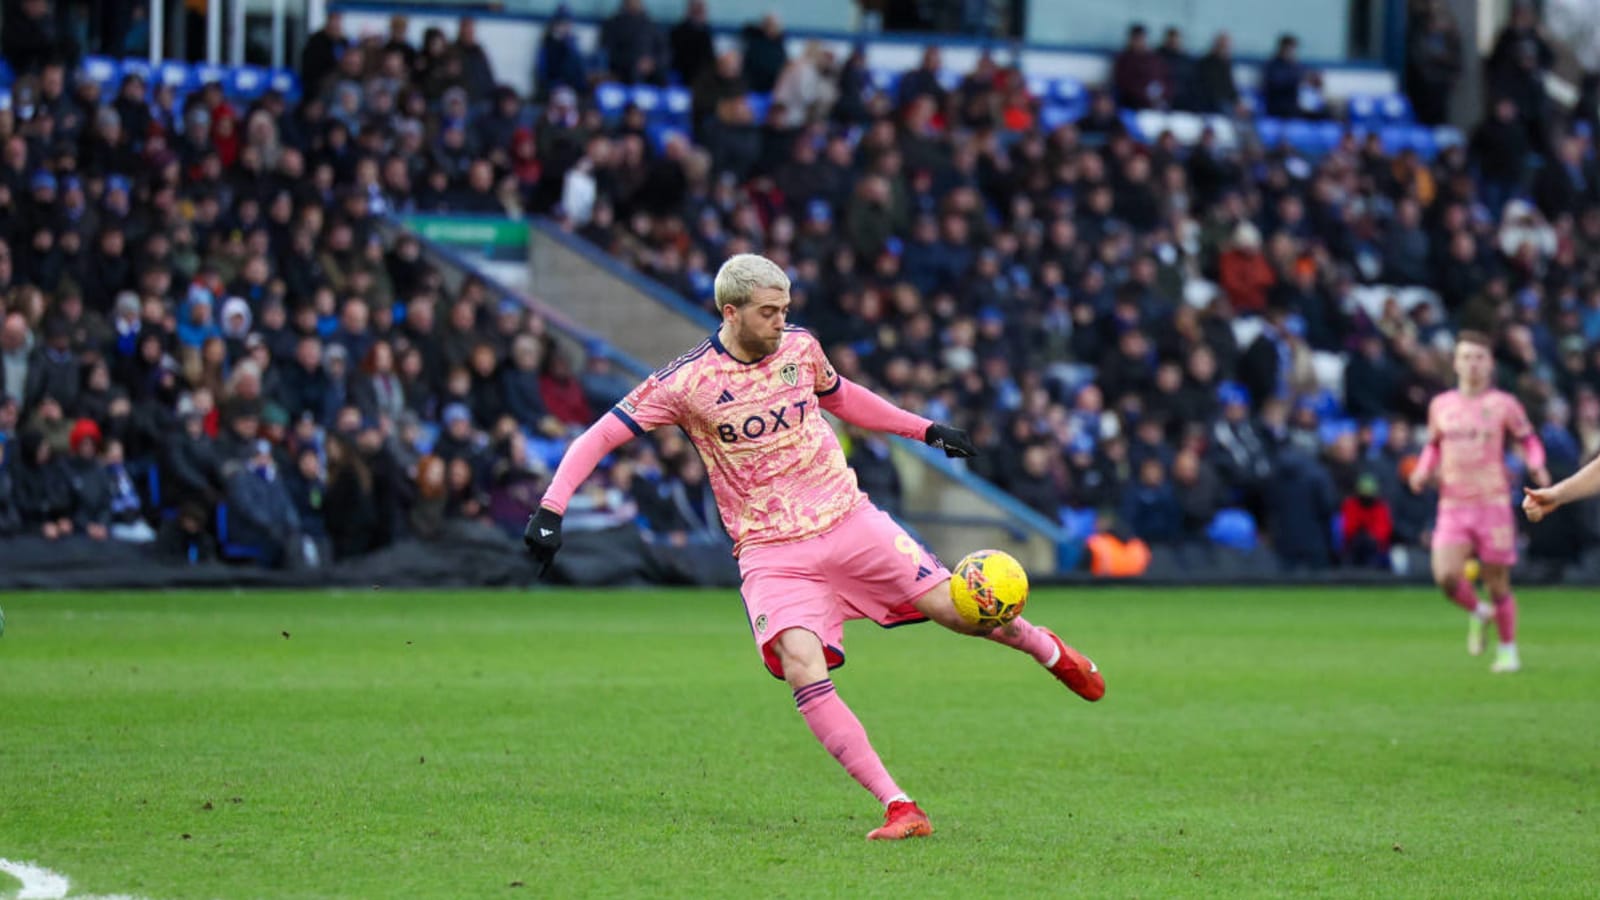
[2,587,1598,899]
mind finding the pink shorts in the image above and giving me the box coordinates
[738,504,947,679]
[1434,502,1517,566]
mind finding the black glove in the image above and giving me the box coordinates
[523,506,564,579]
[924,423,977,459]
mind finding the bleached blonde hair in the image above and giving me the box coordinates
[713,253,790,311]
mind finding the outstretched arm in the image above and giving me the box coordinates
[538,411,637,514]
[818,377,932,441]
[524,411,638,577]
[819,377,975,457]
[1523,453,1600,522]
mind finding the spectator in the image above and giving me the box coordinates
[454,19,497,103]
[0,439,20,537]
[1486,0,1553,147]
[1119,457,1183,544]
[536,6,588,102]
[847,427,903,518]
[66,417,113,540]
[1171,447,1223,540]
[102,437,155,543]
[1269,448,1338,570]
[601,0,669,86]
[1405,1,1462,126]
[13,429,74,539]
[1261,34,1305,119]
[1112,24,1169,111]
[1158,28,1195,112]
[670,0,715,87]
[1191,32,1240,115]
[222,439,300,567]
[1218,223,1274,314]
[1339,472,1393,568]
[741,13,789,94]
[321,432,377,557]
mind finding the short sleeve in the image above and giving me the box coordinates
[612,374,681,436]
[807,333,841,397]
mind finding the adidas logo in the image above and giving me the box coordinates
[716,389,736,404]
[915,565,933,580]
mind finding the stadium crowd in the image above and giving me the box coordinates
[0,0,1596,573]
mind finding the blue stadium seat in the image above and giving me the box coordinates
[1062,507,1099,540]
[1255,116,1285,147]
[1051,78,1085,105]
[1433,125,1466,152]
[1314,121,1344,154]
[268,68,299,98]
[1408,125,1438,159]
[1330,511,1344,553]
[595,82,627,117]
[157,61,193,91]
[215,503,267,563]
[230,65,267,97]
[1366,418,1391,452]
[1346,94,1378,123]
[1118,109,1144,140]
[193,63,228,88]
[1283,119,1319,155]
[1207,509,1258,552]
[1318,417,1358,447]
[629,84,662,116]
[745,92,771,121]
[1379,93,1413,123]
[415,423,440,455]
[82,56,120,90]
[646,123,687,153]
[120,58,153,86]
[1039,103,1082,131]
[663,85,691,121]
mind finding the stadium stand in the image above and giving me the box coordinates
[0,0,1595,579]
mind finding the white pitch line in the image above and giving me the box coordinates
[0,858,151,900]
[0,858,70,899]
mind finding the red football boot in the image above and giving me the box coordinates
[866,800,934,841]
[1041,629,1105,702]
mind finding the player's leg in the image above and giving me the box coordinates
[910,579,1106,702]
[1430,528,1493,655]
[768,626,930,838]
[1477,506,1521,673]
[1478,564,1519,673]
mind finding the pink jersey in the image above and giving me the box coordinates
[612,326,867,554]
[1425,388,1535,509]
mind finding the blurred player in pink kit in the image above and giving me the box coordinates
[1408,331,1548,673]
[523,254,1104,840]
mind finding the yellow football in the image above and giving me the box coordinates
[949,549,1029,631]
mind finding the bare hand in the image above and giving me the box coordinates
[1523,485,1560,523]
[87,523,109,541]
[1408,470,1429,494]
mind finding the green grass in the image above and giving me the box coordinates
[2,587,1598,899]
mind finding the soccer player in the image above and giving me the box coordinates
[1407,331,1547,674]
[524,254,1104,840]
